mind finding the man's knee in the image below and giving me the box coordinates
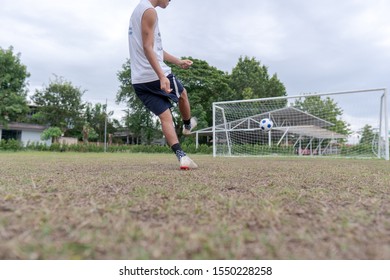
[180,88,188,99]
[159,108,173,122]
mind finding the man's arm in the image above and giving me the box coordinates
[164,51,193,69]
[141,8,171,92]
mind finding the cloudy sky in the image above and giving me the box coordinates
[1,0,390,123]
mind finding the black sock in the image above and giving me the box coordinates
[171,143,186,160]
[183,119,191,126]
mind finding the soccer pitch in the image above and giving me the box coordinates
[0,152,389,259]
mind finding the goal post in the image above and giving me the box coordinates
[211,88,389,160]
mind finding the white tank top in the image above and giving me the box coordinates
[128,0,171,84]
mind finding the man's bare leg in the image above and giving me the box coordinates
[179,88,197,135]
[159,108,178,146]
[159,108,198,169]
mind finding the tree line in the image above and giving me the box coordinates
[2,45,367,146]
[1,46,288,144]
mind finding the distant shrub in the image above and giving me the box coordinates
[49,143,61,151]
[0,139,23,151]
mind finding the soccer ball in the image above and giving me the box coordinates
[260,118,273,131]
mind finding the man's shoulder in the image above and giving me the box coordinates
[135,0,154,12]
[132,0,155,19]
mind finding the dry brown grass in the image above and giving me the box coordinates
[0,152,389,260]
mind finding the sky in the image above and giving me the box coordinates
[1,0,390,127]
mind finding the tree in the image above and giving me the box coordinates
[294,95,350,135]
[82,123,98,143]
[84,102,115,143]
[0,46,30,126]
[168,57,233,130]
[31,76,85,134]
[41,127,62,143]
[230,56,287,100]
[359,124,375,145]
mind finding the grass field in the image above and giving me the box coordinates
[0,152,389,260]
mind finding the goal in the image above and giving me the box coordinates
[209,88,389,160]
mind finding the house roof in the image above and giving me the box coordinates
[0,122,47,132]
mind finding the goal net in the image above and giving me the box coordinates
[209,88,389,160]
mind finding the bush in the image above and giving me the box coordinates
[49,143,61,152]
[0,139,23,151]
[25,141,49,151]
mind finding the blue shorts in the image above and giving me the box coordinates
[133,74,184,116]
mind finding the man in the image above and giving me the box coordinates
[129,0,198,170]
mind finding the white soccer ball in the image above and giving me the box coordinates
[260,118,273,131]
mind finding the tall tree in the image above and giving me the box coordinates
[0,46,30,126]
[230,56,287,100]
[31,76,85,134]
[359,124,375,145]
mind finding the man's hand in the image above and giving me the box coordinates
[179,59,193,69]
[160,76,172,93]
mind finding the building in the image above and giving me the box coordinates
[0,105,51,146]
[0,122,51,146]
